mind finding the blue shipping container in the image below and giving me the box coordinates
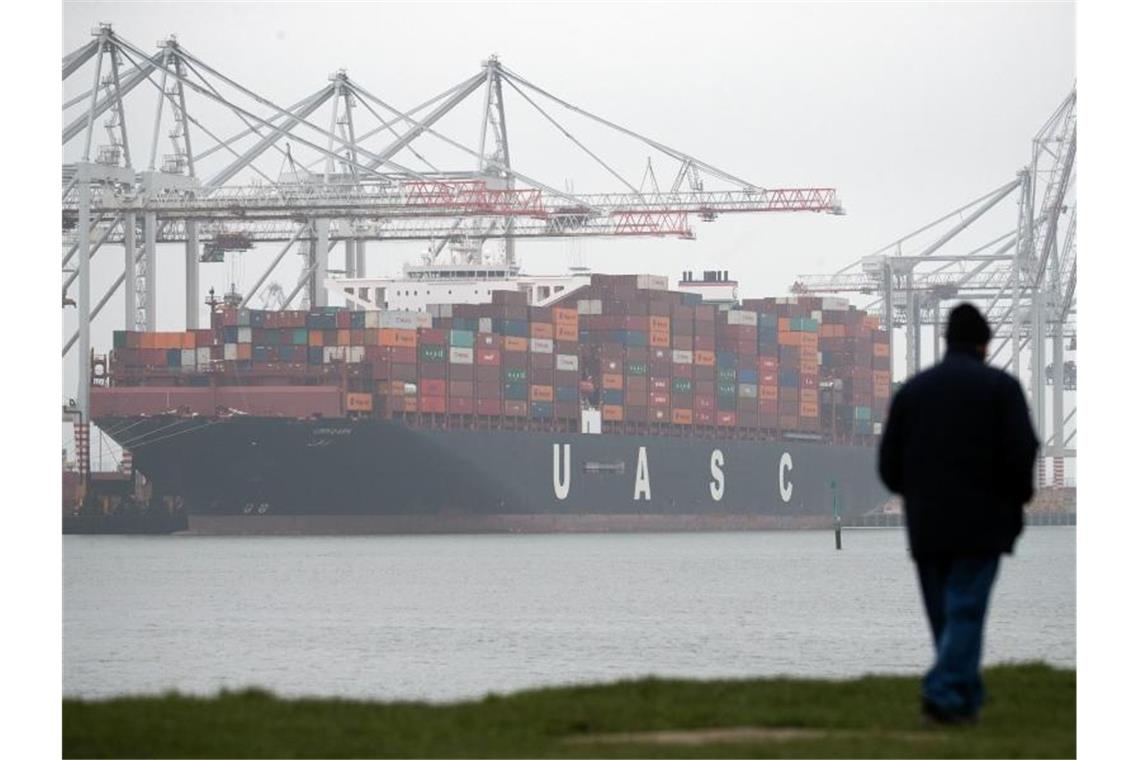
[531,401,553,419]
[602,389,624,405]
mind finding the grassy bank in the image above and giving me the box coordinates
[64,662,1074,758]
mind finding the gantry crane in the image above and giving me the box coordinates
[62,24,842,431]
[791,90,1076,487]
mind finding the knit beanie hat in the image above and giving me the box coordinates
[945,303,992,346]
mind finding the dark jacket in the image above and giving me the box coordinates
[878,347,1039,558]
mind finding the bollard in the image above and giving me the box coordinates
[831,480,842,550]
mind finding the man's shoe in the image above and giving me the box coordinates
[921,699,979,727]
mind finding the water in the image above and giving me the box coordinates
[63,527,1074,702]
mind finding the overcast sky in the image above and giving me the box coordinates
[61,1,1075,418]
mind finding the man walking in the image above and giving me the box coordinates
[878,303,1039,725]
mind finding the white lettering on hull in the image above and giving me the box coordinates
[552,444,571,500]
[634,446,651,500]
[709,449,725,501]
[779,452,794,503]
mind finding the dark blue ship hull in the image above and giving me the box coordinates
[96,416,890,534]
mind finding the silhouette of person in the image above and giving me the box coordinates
[878,303,1039,724]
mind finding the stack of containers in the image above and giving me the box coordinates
[528,306,555,421]
[670,305,694,426]
[756,310,780,428]
[553,306,580,420]
[718,309,759,429]
[692,304,717,427]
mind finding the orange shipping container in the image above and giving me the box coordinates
[309,330,324,347]
[337,329,351,346]
[778,317,791,332]
[530,322,554,340]
[181,332,195,349]
[778,331,800,347]
[346,392,373,412]
[649,330,670,348]
[602,373,624,390]
[874,343,890,358]
[379,329,417,348]
[694,350,716,367]
[671,408,693,425]
[759,386,779,401]
[504,336,529,352]
[873,370,891,385]
[530,385,554,402]
[800,389,820,405]
[650,316,670,333]
[553,307,578,326]
[237,343,252,360]
[555,324,579,341]
[602,405,624,421]
[800,402,820,418]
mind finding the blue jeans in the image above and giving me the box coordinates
[916,554,1001,717]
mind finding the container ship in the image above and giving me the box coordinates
[87,270,893,534]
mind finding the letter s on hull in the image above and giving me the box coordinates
[779,452,794,503]
[553,444,571,500]
[709,449,725,501]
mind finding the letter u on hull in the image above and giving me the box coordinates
[552,443,571,500]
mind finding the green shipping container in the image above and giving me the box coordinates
[626,361,648,376]
[717,368,736,382]
[505,368,528,383]
[717,380,737,397]
[449,330,475,348]
[420,345,446,362]
[293,328,308,345]
[672,377,693,393]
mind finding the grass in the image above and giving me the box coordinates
[63,662,1074,758]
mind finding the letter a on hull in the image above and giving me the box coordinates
[634,446,651,501]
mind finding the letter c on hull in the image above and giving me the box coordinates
[779,452,794,503]
[553,443,571,500]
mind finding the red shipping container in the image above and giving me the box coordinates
[476,382,502,399]
[649,392,670,408]
[449,396,475,414]
[476,349,501,366]
[476,398,502,416]
[336,311,351,328]
[694,395,715,411]
[420,396,447,414]
[717,411,737,427]
[695,410,715,425]
[420,328,448,345]
[448,380,474,397]
[420,379,447,397]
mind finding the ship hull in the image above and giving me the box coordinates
[97,416,890,534]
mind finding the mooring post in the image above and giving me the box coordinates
[832,480,842,550]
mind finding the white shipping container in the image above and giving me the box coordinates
[196,348,211,366]
[672,349,693,364]
[636,274,668,291]
[403,383,418,396]
[556,354,579,371]
[416,312,433,328]
[237,327,252,344]
[479,317,493,334]
[348,346,364,363]
[364,311,380,329]
[822,297,850,311]
[181,349,196,366]
[726,310,758,326]
[449,347,474,364]
[530,338,554,354]
[224,343,237,361]
[323,346,348,362]
[812,310,823,321]
[577,299,591,315]
[738,383,758,399]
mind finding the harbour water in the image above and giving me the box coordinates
[63,527,1075,702]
